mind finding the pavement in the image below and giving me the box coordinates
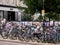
[0,35,60,45]
[0,41,33,45]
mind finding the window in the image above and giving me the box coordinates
[5,0,9,5]
[5,0,15,6]
[0,0,2,4]
[6,0,9,3]
[12,0,16,5]
[13,0,14,4]
[0,11,3,20]
[9,0,16,6]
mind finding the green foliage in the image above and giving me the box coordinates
[23,0,42,14]
[22,0,60,21]
[45,12,59,21]
[21,13,32,21]
[38,15,43,21]
[44,0,60,13]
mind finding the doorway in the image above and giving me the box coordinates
[8,11,15,21]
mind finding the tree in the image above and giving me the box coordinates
[23,0,42,14]
[22,0,60,21]
[21,13,32,21]
[38,15,43,21]
[45,12,59,21]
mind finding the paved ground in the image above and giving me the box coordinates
[0,41,32,45]
[0,38,60,45]
[0,35,60,45]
